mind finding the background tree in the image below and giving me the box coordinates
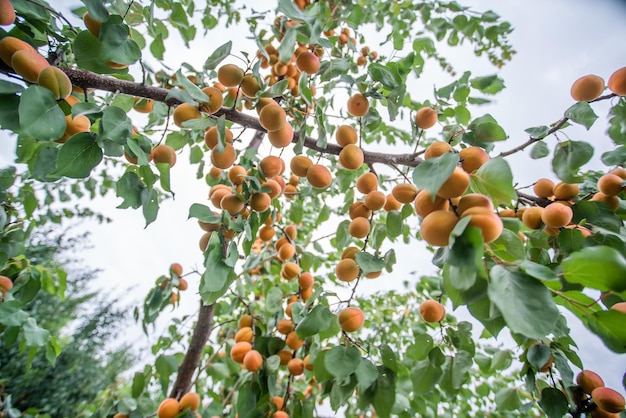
[0,1,625,418]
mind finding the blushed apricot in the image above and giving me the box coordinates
[339,144,364,170]
[553,182,579,200]
[157,398,180,418]
[290,155,312,177]
[349,216,370,238]
[285,330,304,350]
[592,388,625,413]
[415,107,438,129]
[217,63,244,87]
[173,103,201,128]
[60,114,91,142]
[230,341,252,363]
[298,272,314,289]
[541,202,573,228]
[597,173,624,197]
[220,193,245,215]
[335,125,358,146]
[11,49,49,83]
[456,193,493,216]
[436,167,470,199]
[392,183,418,204]
[0,275,13,294]
[522,206,544,229]
[259,104,287,132]
[37,66,72,100]
[424,142,452,159]
[364,190,386,211]
[170,262,183,276]
[414,189,450,218]
[419,300,446,322]
[243,349,264,372]
[260,155,284,178]
[0,0,15,26]
[296,51,320,74]
[152,144,177,167]
[211,143,237,169]
[347,93,369,117]
[420,210,458,247]
[384,193,402,211]
[335,258,359,282]
[460,207,503,243]
[577,370,605,394]
[179,392,201,411]
[611,302,626,314]
[459,146,489,173]
[533,178,555,198]
[356,172,378,194]
[288,358,305,375]
[0,36,36,66]
[338,307,364,332]
[608,66,626,96]
[571,74,605,101]
[590,192,619,211]
[235,327,254,343]
[268,122,294,148]
[273,411,290,418]
[262,178,282,198]
[306,164,332,188]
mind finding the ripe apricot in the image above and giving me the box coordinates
[392,183,418,204]
[0,36,36,66]
[436,167,470,199]
[290,155,313,177]
[414,189,450,218]
[173,103,201,128]
[82,12,102,37]
[349,201,372,220]
[277,243,295,261]
[11,49,50,83]
[0,0,15,25]
[235,327,254,343]
[241,74,260,97]
[335,125,358,146]
[419,300,446,322]
[553,182,579,200]
[303,354,314,371]
[230,341,252,363]
[157,398,180,418]
[277,349,292,365]
[274,411,290,418]
[217,63,244,87]
[461,207,503,243]
[597,173,624,197]
[277,318,294,335]
[288,358,305,375]
[296,51,320,74]
[415,107,438,129]
[211,143,237,169]
[356,172,378,194]
[239,314,253,329]
[420,210,458,247]
[204,126,233,149]
[281,262,300,280]
[592,387,626,413]
[338,307,364,332]
[533,178,555,198]
[262,178,282,198]
[200,86,223,114]
[133,98,154,113]
[338,144,364,170]
[0,275,13,294]
[424,142,452,159]
[347,93,369,117]
[199,232,212,251]
[541,202,573,228]
[152,145,177,167]
[577,370,605,394]
[590,192,619,211]
[611,302,626,314]
[306,164,332,188]
[570,74,605,101]
[243,349,264,372]
[170,263,183,276]
[384,193,402,211]
[335,258,359,282]
[608,66,626,96]
[298,272,314,289]
[220,193,245,215]
[179,392,201,411]
[37,66,72,100]
[521,206,544,229]
[60,114,91,142]
[364,190,386,211]
[456,193,493,216]
[260,155,285,178]
[227,165,246,185]
[259,104,287,132]
[590,408,621,418]
[268,122,294,148]
[341,246,360,260]
[285,330,304,350]
[249,192,271,212]
[258,224,275,241]
[610,168,626,179]
[348,216,370,238]
[459,146,489,173]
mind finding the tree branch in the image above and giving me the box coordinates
[169,302,215,399]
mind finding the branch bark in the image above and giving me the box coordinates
[169,302,215,399]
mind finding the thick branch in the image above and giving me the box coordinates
[169,302,215,399]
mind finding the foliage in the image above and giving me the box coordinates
[0,0,625,418]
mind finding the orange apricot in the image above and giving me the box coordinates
[249,192,271,212]
[590,192,619,211]
[0,0,15,26]
[335,125,358,146]
[553,182,579,200]
[356,172,378,194]
[204,126,233,150]
[199,232,212,251]
[281,262,300,280]
[239,314,253,329]
[220,193,245,215]
[179,392,201,411]
[391,183,418,204]
[414,189,450,218]
[290,155,313,177]
[610,302,626,314]
[151,144,177,167]
[11,49,50,83]
[295,51,320,74]
[577,370,605,395]
[211,143,237,169]
[259,104,287,132]
[60,114,91,142]
[597,173,624,197]
[241,74,260,97]
[277,243,295,261]
[0,275,13,294]
[521,206,544,229]
[217,63,244,87]
[534,178,555,198]
[306,164,332,188]
[460,207,504,243]
[424,141,452,159]
[420,210,458,247]
[415,107,438,129]
[268,122,294,148]
[338,144,364,170]
[298,272,314,289]
[157,398,180,418]
[201,86,224,114]
[419,300,446,322]
[571,74,605,102]
[610,168,626,179]
[364,190,386,211]
[243,349,264,372]
[173,103,201,128]
[349,201,372,220]
[227,165,247,185]
[459,146,489,173]
[592,387,625,413]
[541,202,573,228]
[170,262,183,276]
[235,327,254,343]
[277,319,294,335]
[258,224,275,241]
[277,349,292,365]
[335,258,359,282]
[82,12,102,37]
[338,307,364,332]
[347,93,369,117]
[341,246,360,260]
[436,167,470,199]
[260,155,285,178]
[262,178,282,198]
[287,358,305,375]
[133,98,154,113]
[37,66,72,100]
[607,66,626,96]
[230,341,253,363]
[384,193,402,211]
[348,216,370,238]
[456,193,493,216]
[0,36,36,66]
[285,331,304,350]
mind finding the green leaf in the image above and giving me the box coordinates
[100,16,142,65]
[562,246,626,293]
[518,261,559,283]
[564,101,598,130]
[83,0,109,21]
[386,210,402,240]
[0,80,24,94]
[22,317,49,347]
[538,387,569,418]
[495,387,521,411]
[116,171,143,209]
[607,98,626,145]
[258,79,289,98]
[488,266,559,338]
[204,40,232,70]
[587,310,626,353]
[368,63,401,89]
[530,141,549,159]
[188,203,221,223]
[354,252,386,275]
[19,86,66,141]
[470,74,505,95]
[525,125,550,139]
[99,105,132,144]
[441,350,473,391]
[355,359,379,392]
[412,152,459,197]
[380,345,398,372]
[52,133,103,178]
[469,157,517,205]
[488,229,525,262]
[131,372,145,398]
[527,343,551,371]
[551,140,593,183]
[73,31,128,74]
[313,350,334,382]
[278,26,297,63]
[324,346,361,380]
[155,354,178,395]
[373,367,396,418]
[174,69,209,103]
[200,235,237,304]
[469,114,507,142]
[265,287,283,314]
[0,301,29,326]
[0,94,21,132]
[411,347,445,394]
[295,305,332,338]
[141,188,159,226]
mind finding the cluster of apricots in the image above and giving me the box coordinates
[156,262,188,305]
[570,66,626,101]
[156,392,201,418]
[575,370,625,417]
[257,42,321,97]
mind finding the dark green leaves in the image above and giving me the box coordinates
[100,16,142,65]
[412,152,459,197]
[204,41,232,70]
[368,63,401,89]
[562,246,626,293]
[324,346,361,380]
[19,86,66,141]
[469,157,516,205]
[538,387,569,418]
[469,114,507,142]
[354,252,386,275]
[200,236,237,304]
[52,133,103,178]
[470,74,505,95]
[551,140,593,183]
[565,102,598,130]
[488,266,559,339]
[295,305,332,338]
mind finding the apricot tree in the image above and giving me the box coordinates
[0,1,625,417]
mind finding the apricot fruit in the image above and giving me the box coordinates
[341,246,360,260]
[239,314,253,329]
[420,210,458,247]
[349,201,371,220]
[11,49,50,83]
[577,370,605,394]
[241,74,260,98]
[179,392,201,411]
[541,202,573,228]
[424,141,452,159]
[133,98,154,113]
[436,167,470,199]
[553,182,579,199]
[204,126,233,150]
[260,155,284,178]
[590,192,619,211]
[173,103,201,128]
[288,358,305,375]
[339,144,364,170]
[0,0,15,26]
[211,143,237,169]
[217,63,244,87]
[456,193,494,216]
[459,146,489,173]
[608,66,626,96]
[151,145,177,167]
[413,189,448,218]
[610,167,626,179]
[277,349,292,365]
[259,104,287,132]
[0,36,36,66]
[285,330,304,350]
[235,327,254,343]
[281,262,300,280]
[60,114,91,142]
[274,411,290,418]
[610,302,626,314]
[199,86,223,114]
[277,243,295,261]
[277,319,294,335]
[336,124,358,146]
[249,192,271,212]
[419,299,445,322]
[335,258,359,282]
[521,206,544,229]
[356,172,378,194]
[296,51,320,74]
[268,122,294,148]
[415,107,438,129]
[290,155,312,177]
[298,272,314,289]
[571,74,605,102]
[348,216,370,238]
[37,66,72,100]
[533,178,555,198]
[243,349,264,372]
[384,193,402,211]
[597,173,624,197]
[392,183,418,204]
[0,275,13,294]
[82,12,102,37]
[364,190,386,211]
[170,263,183,276]
[461,207,503,243]
[592,387,625,413]
[347,93,369,117]
[157,398,180,418]
[262,178,282,198]
[306,164,332,188]
[338,307,364,332]
[230,341,252,363]
[199,232,212,251]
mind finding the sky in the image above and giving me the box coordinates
[1,0,625,407]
